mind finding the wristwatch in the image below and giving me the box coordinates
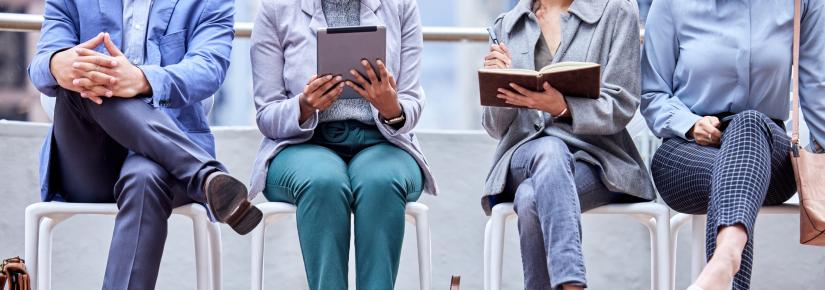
[382,111,406,127]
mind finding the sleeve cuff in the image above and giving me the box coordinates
[669,110,703,140]
[377,100,413,136]
[292,95,318,133]
[139,65,170,107]
[299,111,318,131]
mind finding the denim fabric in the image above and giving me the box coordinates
[507,136,640,289]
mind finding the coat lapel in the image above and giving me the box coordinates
[359,0,382,26]
[98,0,123,49]
[302,0,327,32]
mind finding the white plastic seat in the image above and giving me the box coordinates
[483,202,672,290]
[24,202,222,290]
[250,201,432,290]
[669,202,800,288]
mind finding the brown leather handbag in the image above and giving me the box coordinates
[790,0,825,246]
[1,257,31,290]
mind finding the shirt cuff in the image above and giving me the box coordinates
[139,65,169,107]
[669,110,703,140]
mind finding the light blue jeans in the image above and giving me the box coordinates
[508,136,639,289]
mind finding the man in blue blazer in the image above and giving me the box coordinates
[28,0,262,288]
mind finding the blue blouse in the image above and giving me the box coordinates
[641,0,825,144]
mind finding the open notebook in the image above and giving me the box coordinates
[478,62,601,108]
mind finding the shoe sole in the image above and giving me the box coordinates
[204,172,263,235]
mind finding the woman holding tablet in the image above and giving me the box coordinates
[481,0,654,289]
[642,1,825,289]
[248,0,435,289]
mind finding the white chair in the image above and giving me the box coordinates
[669,201,800,288]
[24,202,222,290]
[483,202,672,290]
[250,202,432,290]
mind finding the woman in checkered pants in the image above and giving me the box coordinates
[641,1,825,289]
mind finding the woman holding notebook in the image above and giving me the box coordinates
[248,0,436,289]
[481,0,654,288]
[641,0,825,289]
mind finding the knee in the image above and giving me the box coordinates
[351,171,407,205]
[513,186,537,216]
[729,110,770,132]
[298,172,352,208]
[522,137,573,170]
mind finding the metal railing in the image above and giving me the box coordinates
[0,12,489,42]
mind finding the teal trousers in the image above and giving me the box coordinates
[264,121,423,290]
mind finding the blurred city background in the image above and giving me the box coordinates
[0,0,652,130]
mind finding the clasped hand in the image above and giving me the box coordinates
[50,32,150,105]
[690,116,722,147]
[299,59,401,123]
[484,43,568,116]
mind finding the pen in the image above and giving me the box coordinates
[486,27,500,45]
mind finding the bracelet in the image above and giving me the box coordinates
[552,107,568,119]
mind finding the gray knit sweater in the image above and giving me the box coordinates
[320,0,375,124]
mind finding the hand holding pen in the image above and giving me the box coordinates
[484,27,511,69]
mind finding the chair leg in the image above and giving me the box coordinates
[654,212,672,290]
[669,214,691,290]
[37,217,56,290]
[206,222,222,290]
[483,220,491,290]
[412,208,432,290]
[632,215,659,290]
[192,215,210,290]
[488,212,507,290]
[24,206,41,290]
[690,215,707,282]
[250,221,267,290]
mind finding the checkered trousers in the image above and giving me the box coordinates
[651,110,797,290]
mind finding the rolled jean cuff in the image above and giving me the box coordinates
[552,277,587,289]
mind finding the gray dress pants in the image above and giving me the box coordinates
[51,94,222,290]
[507,136,640,290]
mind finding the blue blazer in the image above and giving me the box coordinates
[28,0,235,201]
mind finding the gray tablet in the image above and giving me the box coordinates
[317,25,386,99]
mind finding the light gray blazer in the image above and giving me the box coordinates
[248,0,437,198]
[481,0,656,213]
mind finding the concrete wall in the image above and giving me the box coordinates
[1,120,823,290]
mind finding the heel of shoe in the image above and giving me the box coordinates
[228,202,263,235]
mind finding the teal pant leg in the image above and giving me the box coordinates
[348,143,424,290]
[264,144,353,290]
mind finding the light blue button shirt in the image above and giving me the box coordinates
[641,0,825,145]
[122,0,153,65]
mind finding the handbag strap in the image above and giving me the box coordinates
[791,0,802,148]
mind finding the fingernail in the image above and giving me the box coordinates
[496,94,505,99]
[106,91,113,97]
[72,63,80,68]
[497,88,505,93]
[73,80,80,85]
[509,83,515,87]
[376,59,383,65]
[361,60,368,65]
[335,76,342,81]
[80,92,87,97]
[350,70,357,75]
[326,75,332,80]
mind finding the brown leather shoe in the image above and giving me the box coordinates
[203,172,262,235]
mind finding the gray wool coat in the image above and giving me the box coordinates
[481,0,656,214]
